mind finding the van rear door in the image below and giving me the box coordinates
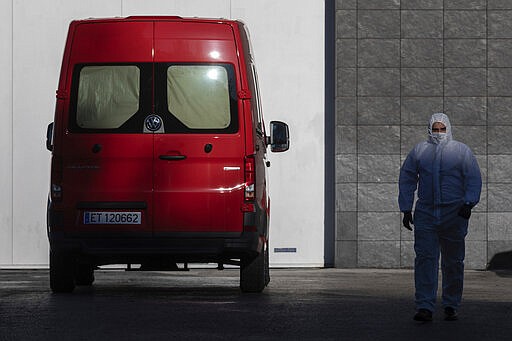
[61,22,154,234]
[152,22,245,234]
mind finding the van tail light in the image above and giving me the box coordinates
[50,156,63,202]
[244,156,255,201]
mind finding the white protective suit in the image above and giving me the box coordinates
[398,113,482,312]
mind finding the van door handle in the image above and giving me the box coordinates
[159,155,186,161]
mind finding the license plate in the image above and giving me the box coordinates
[83,212,142,225]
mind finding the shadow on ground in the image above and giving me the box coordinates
[1,268,511,340]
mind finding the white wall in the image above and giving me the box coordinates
[233,1,325,267]
[0,0,13,265]
[0,0,324,267]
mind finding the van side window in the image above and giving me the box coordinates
[250,65,264,135]
[76,66,140,129]
[167,65,230,129]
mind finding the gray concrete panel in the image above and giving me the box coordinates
[488,240,512,259]
[358,39,400,67]
[358,68,400,96]
[488,97,512,125]
[401,68,443,96]
[445,0,487,9]
[488,213,512,241]
[336,211,357,240]
[401,11,443,38]
[358,212,400,240]
[488,0,512,9]
[467,212,487,241]
[336,154,357,183]
[488,155,512,183]
[335,240,357,267]
[336,10,357,38]
[401,97,443,125]
[488,127,512,154]
[444,68,487,97]
[358,183,399,211]
[358,125,400,154]
[357,0,400,9]
[357,97,400,125]
[358,155,401,182]
[337,125,356,154]
[444,97,487,125]
[358,241,400,267]
[337,183,357,211]
[465,241,487,269]
[476,155,488,183]
[400,125,428,155]
[444,10,487,38]
[358,10,400,39]
[337,68,357,96]
[401,0,443,9]
[336,97,357,125]
[488,184,512,212]
[444,39,486,67]
[336,126,357,154]
[336,0,357,10]
[488,39,512,67]
[400,240,415,268]
[453,125,487,155]
[401,39,443,67]
[489,11,512,38]
[337,39,357,67]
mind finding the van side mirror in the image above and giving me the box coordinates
[269,121,289,152]
[46,122,54,151]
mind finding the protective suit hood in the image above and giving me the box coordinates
[428,112,452,144]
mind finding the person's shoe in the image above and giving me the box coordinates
[444,307,458,321]
[413,309,433,322]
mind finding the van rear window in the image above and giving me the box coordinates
[76,66,140,129]
[167,65,230,129]
[69,63,237,134]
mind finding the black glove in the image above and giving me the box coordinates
[402,211,413,231]
[458,204,472,219]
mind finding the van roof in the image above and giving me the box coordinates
[72,16,242,24]
[65,16,245,64]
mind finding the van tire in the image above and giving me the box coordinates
[49,250,76,293]
[75,264,95,286]
[240,241,269,293]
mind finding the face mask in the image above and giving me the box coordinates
[431,132,447,143]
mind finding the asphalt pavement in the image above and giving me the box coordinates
[1,267,511,340]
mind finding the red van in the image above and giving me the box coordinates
[46,16,289,293]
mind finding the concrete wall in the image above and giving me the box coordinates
[335,0,512,269]
[0,0,324,267]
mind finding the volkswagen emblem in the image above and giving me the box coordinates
[145,115,162,132]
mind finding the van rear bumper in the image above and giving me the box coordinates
[49,231,261,265]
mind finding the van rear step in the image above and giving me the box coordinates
[123,261,238,271]
[125,261,189,271]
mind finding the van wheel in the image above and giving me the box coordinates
[49,250,76,293]
[240,242,269,293]
[75,264,95,286]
